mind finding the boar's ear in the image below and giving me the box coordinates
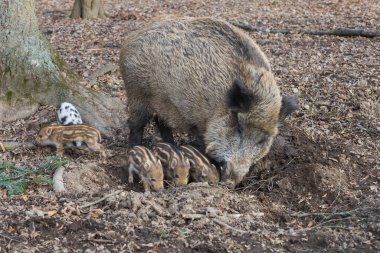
[227,80,254,113]
[279,95,299,121]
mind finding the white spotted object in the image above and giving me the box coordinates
[57,102,83,147]
[57,102,83,125]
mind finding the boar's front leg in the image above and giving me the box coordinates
[155,117,175,144]
[128,109,151,147]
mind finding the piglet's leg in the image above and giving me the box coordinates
[127,163,136,184]
[88,142,107,158]
[56,144,64,156]
[142,180,151,192]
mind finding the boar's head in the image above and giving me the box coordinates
[204,65,298,187]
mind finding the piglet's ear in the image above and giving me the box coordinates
[46,127,53,136]
[201,167,208,177]
[280,95,299,121]
[227,80,254,113]
[170,158,178,169]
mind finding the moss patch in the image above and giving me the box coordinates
[5,90,13,103]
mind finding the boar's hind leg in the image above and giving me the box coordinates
[128,110,151,147]
[155,117,175,144]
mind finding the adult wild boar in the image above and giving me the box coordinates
[120,17,298,187]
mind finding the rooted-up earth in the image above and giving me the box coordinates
[0,0,379,252]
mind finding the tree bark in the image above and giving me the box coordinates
[70,0,108,19]
[0,0,123,135]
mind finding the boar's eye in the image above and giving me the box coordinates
[151,178,156,182]
[257,136,268,145]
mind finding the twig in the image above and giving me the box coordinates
[230,20,380,38]
[291,211,351,219]
[87,238,115,244]
[0,141,36,151]
[0,233,22,243]
[212,218,247,234]
[181,213,205,220]
[0,142,5,152]
[180,213,247,233]
[53,166,66,193]
[322,226,352,231]
[299,217,355,232]
[290,207,373,220]
[187,182,210,188]
[79,190,122,209]
[90,64,119,81]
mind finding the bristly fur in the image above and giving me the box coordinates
[120,16,297,187]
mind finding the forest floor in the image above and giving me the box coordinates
[1,0,379,252]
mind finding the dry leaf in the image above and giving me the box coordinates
[47,210,57,217]
[21,193,29,201]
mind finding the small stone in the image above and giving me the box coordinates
[338,94,347,100]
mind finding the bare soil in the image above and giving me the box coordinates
[1,0,379,252]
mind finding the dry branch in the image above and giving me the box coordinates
[290,207,374,220]
[87,238,115,244]
[79,190,122,209]
[181,213,205,220]
[212,218,247,234]
[53,166,66,193]
[0,141,36,151]
[181,213,247,233]
[230,20,380,38]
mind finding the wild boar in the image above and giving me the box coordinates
[154,142,190,186]
[127,146,164,192]
[36,123,106,157]
[180,145,220,185]
[120,17,298,187]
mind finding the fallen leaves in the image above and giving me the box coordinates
[0,0,379,252]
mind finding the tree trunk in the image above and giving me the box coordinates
[70,0,108,19]
[0,0,123,135]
